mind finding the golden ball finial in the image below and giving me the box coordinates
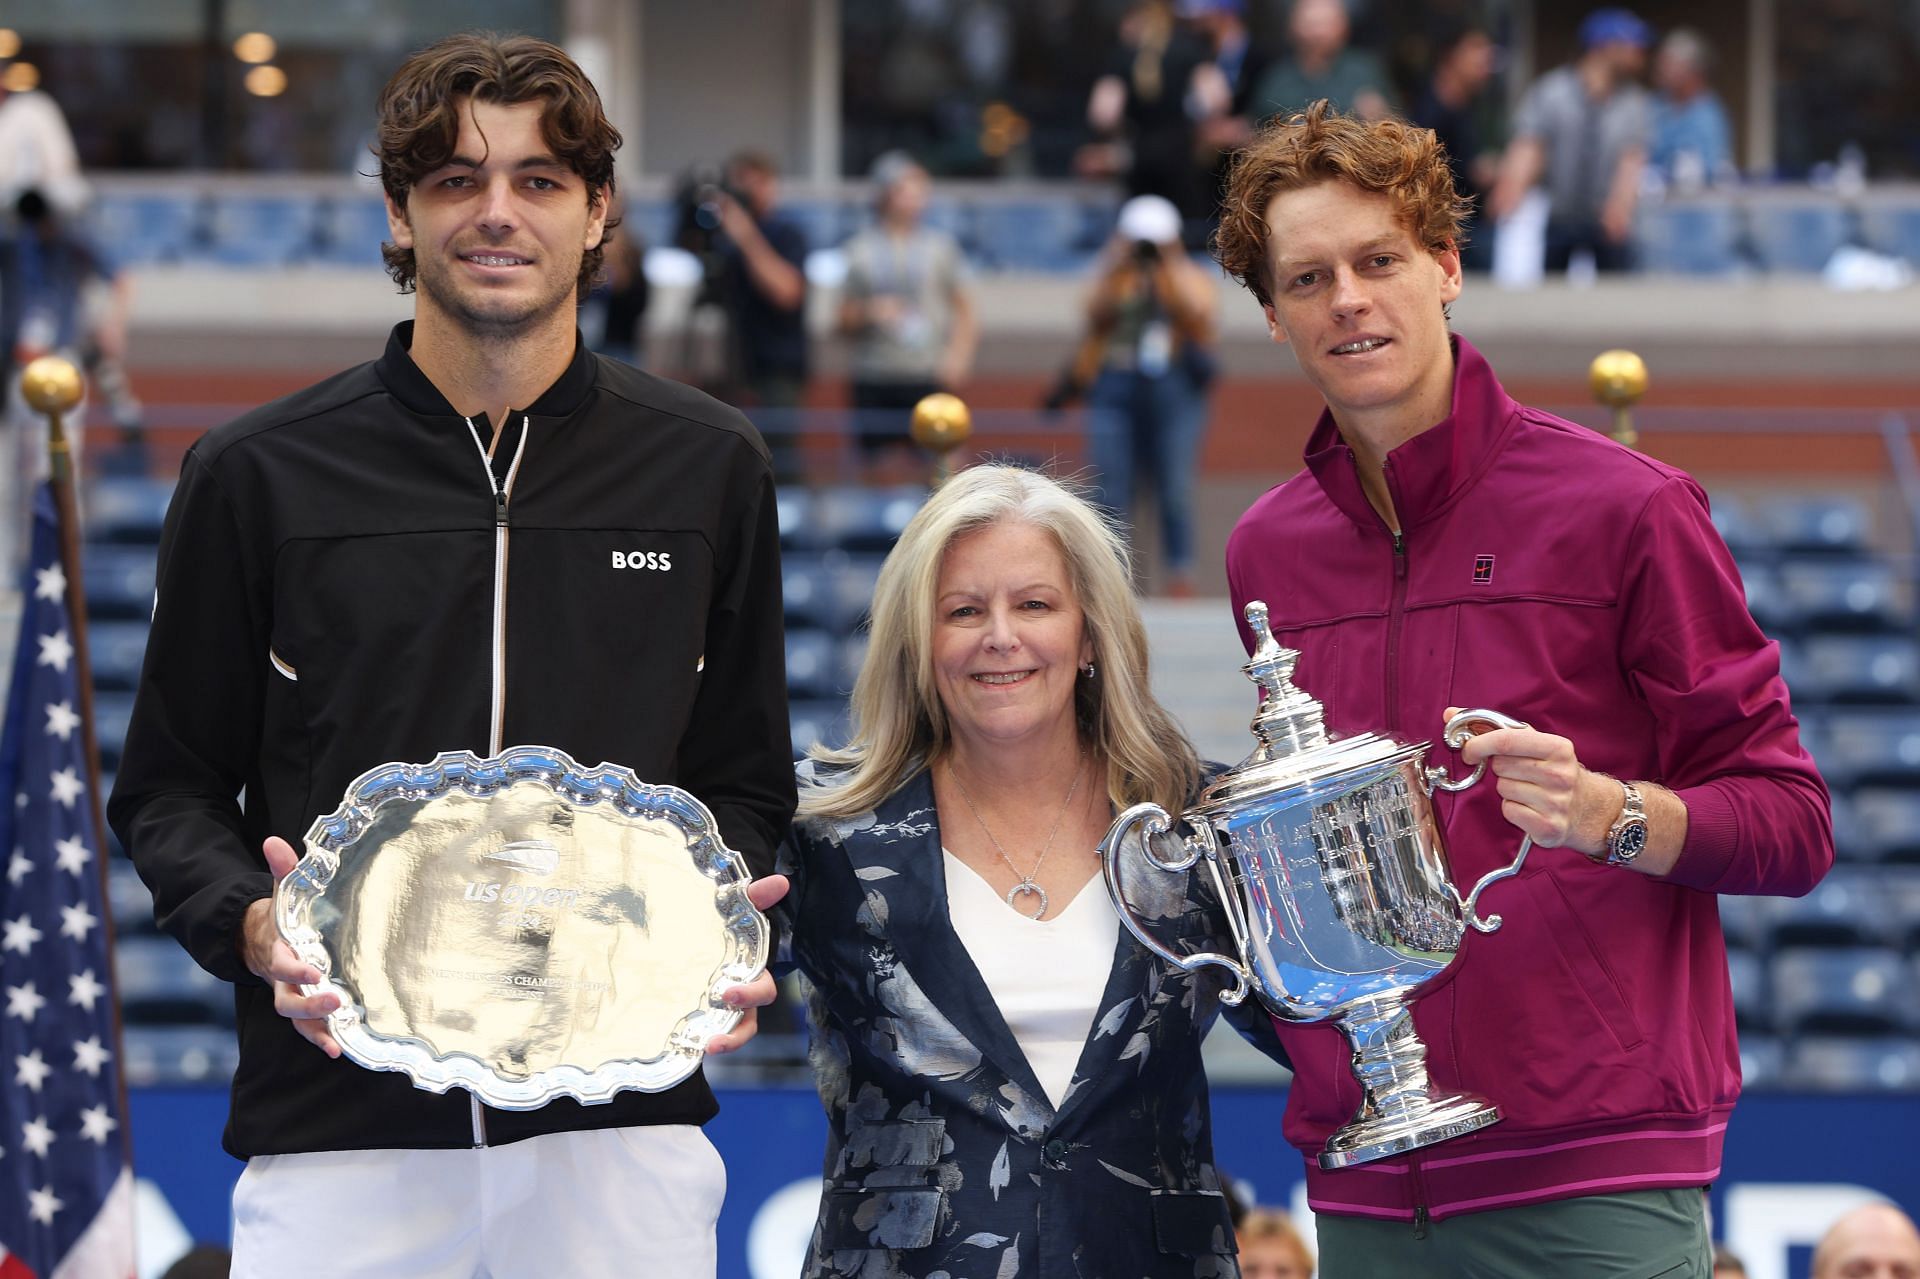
[1589,349,1648,409]
[909,391,972,454]
[21,356,85,416]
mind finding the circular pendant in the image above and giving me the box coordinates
[1005,879,1049,919]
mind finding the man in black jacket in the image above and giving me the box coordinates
[108,33,795,1278]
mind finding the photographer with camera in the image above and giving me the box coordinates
[707,150,808,417]
[1061,192,1217,597]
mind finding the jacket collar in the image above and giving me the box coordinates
[1301,333,1520,532]
[373,320,599,422]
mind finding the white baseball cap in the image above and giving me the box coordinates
[1116,194,1183,245]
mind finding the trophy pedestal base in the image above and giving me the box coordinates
[1318,1093,1501,1170]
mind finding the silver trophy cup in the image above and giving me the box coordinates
[1101,601,1536,1169]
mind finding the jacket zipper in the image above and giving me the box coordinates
[462,413,530,1145]
[1386,529,1408,737]
[1409,1151,1431,1239]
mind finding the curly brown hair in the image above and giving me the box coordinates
[1214,99,1470,308]
[374,31,621,295]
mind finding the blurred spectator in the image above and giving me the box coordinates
[1248,0,1395,126]
[1411,24,1502,273]
[1649,27,1736,192]
[1082,0,1223,229]
[0,65,84,211]
[1712,1243,1748,1277]
[582,215,651,369]
[714,149,808,413]
[1238,1206,1316,1279]
[1070,194,1217,597]
[838,151,977,477]
[1185,0,1273,244]
[1812,1203,1920,1279]
[1490,7,1653,275]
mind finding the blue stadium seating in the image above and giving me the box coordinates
[1759,495,1874,556]
[313,196,395,268]
[1739,1033,1785,1089]
[1798,634,1920,703]
[1762,868,1899,949]
[205,194,323,267]
[1770,947,1912,1035]
[1776,558,1908,632]
[88,620,151,692]
[972,199,1098,273]
[1735,563,1791,636]
[1812,709,1920,789]
[1632,200,1742,275]
[776,487,816,551]
[93,692,136,773]
[813,484,925,552]
[1859,201,1920,268]
[1744,199,1855,274]
[1784,1036,1920,1091]
[789,698,850,759]
[85,476,175,545]
[784,627,843,700]
[114,935,232,1027]
[1726,946,1770,1032]
[86,193,205,266]
[1853,790,1920,863]
[106,856,156,936]
[120,1025,241,1088]
[1717,893,1766,952]
[82,545,158,621]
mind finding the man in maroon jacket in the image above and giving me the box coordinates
[1211,100,1833,1276]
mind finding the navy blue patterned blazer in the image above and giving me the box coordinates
[777,761,1290,1279]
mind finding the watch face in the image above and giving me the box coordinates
[1615,821,1649,860]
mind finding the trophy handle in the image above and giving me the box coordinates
[1421,708,1537,934]
[1422,707,1531,793]
[1101,802,1255,1006]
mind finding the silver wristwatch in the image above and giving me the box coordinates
[1602,781,1649,867]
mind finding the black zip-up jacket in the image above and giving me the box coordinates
[108,323,796,1159]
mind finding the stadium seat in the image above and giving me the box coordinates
[1814,709,1920,790]
[1776,558,1908,632]
[837,632,871,693]
[1738,1033,1785,1090]
[785,627,843,700]
[1743,198,1854,274]
[1725,946,1770,1033]
[973,198,1097,273]
[106,856,156,936]
[1770,947,1912,1035]
[120,1025,241,1088]
[1735,563,1791,637]
[313,196,396,268]
[1798,634,1920,703]
[1876,870,1920,949]
[88,620,151,692]
[621,198,678,250]
[1851,790,1920,863]
[85,192,204,266]
[1716,893,1765,952]
[1858,201,1920,269]
[780,553,837,630]
[205,194,323,267]
[813,485,925,552]
[1631,199,1741,276]
[82,545,158,621]
[1783,1035,1920,1091]
[1757,494,1874,556]
[789,698,850,758]
[84,475,175,544]
[115,935,232,1026]
[1706,492,1766,561]
[776,487,816,551]
[1761,867,1899,949]
[781,199,844,252]
[93,691,137,773]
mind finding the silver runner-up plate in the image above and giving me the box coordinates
[274,746,767,1109]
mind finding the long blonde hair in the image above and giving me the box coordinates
[798,464,1201,819]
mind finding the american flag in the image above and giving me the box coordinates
[0,484,134,1278]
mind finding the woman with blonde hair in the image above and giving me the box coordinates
[1238,1207,1317,1279]
[778,463,1287,1277]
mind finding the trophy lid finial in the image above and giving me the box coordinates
[1240,600,1329,760]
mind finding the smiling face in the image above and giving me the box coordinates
[1260,178,1461,441]
[387,96,607,339]
[932,521,1093,758]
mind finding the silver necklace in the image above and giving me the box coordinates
[949,758,1086,920]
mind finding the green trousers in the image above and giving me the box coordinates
[1316,1188,1712,1279]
